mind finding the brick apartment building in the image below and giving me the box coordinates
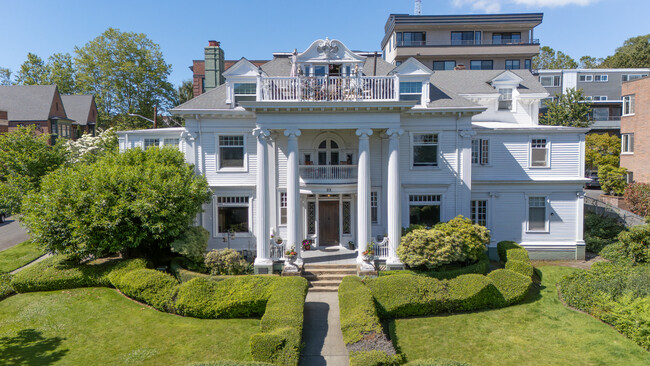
[620,75,650,183]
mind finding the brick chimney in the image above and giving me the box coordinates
[204,40,225,92]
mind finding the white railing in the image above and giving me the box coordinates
[260,76,397,102]
[299,165,358,183]
[374,237,390,260]
[270,240,285,261]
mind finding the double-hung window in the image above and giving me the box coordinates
[233,83,256,104]
[163,138,180,149]
[371,191,378,224]
[279,192,287,225]
[399,82,422,102]
[622,134,634,153]
[409,194,441,227]
[498,88,513,110]
[471,200,487,226]
[412,133,438,167]
[218,135,245,169]
[471,139,489,165]
[623,95,635,116]
[216,196,250,234]
[144,138,160,149]
[528,196,547,232]
[531,138,549,167]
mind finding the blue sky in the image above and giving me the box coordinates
[1,0,648,87]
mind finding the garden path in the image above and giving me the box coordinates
[300,291,349,366]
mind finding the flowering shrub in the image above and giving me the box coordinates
[65,128,117,164]
[204,248,252,275]
[624,183,650,217]
[397,216,490,270]
[285,246,297,257]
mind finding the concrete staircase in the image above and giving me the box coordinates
[302,264,357,292]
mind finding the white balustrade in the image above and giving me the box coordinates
[299,165,358,183]
[375,237,390,260]
[260,76,397,102]
[270,240,285,261]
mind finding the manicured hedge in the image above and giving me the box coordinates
[250,327,301,366]
[109,268,179,312]
[447,274,503,311]
[338,276,383,344]
[487,269,532,305]
[0,274,14,300]
[405,359,473,366]
[379,252,489,279]
[365,274,447,319]
[505,259,534,278]
[496,241,523,262]
[348,350,404,366]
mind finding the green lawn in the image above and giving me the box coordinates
[390,266,650,366]
[0,287,260,365]
[0,241,43,273]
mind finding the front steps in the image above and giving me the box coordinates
[302,264,357,292]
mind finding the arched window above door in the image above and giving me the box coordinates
[317,139,340,165]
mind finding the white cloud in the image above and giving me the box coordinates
[452,0,599,12]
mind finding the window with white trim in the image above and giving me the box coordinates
[233,83,256,104]
[216,196,249,234]
[399,82,422,102]
[622,74,648,82]
[591,96,607,101]
[594,75,608,82]
[539,75,560,87]
[218,135,245,169]
[471,200,487,226]
[623,95,635,116]
[279,192,287,225]
[408,194,441,227]
[371,191,378,224]
[579,74,593,82]
[144,138,160,149]
[498,88,513,110]
[471,139,489,165]
[412,133,438,167]
[531,138,549,167]
[163,138,180,149]
[622,134,634,153]
[528,196,547,232]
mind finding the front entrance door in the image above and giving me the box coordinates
[319,201,339,246]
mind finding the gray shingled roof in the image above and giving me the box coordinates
[172,83,230,110]
[361,56,395,76]
[428,84,481,108]
[61,95,94,125]
[430,70,548,95]
[260,57,292,77]
[0,85,59,121]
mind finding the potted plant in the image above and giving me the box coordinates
[285,246,297,263]
[348,241,355,250]
[362,242,374,262]
[302,239,312,251]
[275,235,283,245]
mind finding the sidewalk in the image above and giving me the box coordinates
[300,291,349,366]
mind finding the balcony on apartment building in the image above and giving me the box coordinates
[258,75,398,102]
[393,33,540,58]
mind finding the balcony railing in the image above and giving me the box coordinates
[259,76,397,102]
[299,165,358,184]
[396,39,540,47]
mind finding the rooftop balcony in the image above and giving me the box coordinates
[396,39,540,47]
[259,75,397,102]
[299,165,358,184]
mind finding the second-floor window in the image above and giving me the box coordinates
[498,89,513,110]
[400,82,422,102]
[396,32,426,46]
[622,74,648,81]
[525,59,532,70]
[451,31,481,45]
[579,75,593,82]
[623,95,635,115]
[433,61,456,70]
[470,60,493,70]
[234,83,256,104]
[592,108,610,121]
[412,133,438,167]
[492,32,521,44]
[594,75,608,82]
[540,75,560,87]
[218,135,245,169]
[505,60,520,70]
[471,139,489,165]
[531,138,549,167]
[622,134,634,153]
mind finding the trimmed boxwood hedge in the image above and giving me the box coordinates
[338,276,383,344]
[447,274,503,311]
[505,259,534,277]
[365,274,447,319]
[497,241,522,262]
[349,350,404,366]
[378,252,489,280]
[109,268,179,312]
[1,274,14,300]
[487,269,532,305]
[405,359,473,366]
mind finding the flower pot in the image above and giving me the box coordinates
[362,254,373,262]
[286,255,297,263]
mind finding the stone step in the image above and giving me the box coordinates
[303,264,357,269]
[309,280,342,287]
[303,267,357,275]
[309,286,339,292]
[303,273,349,281]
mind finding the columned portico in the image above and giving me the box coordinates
[356,128,373,263]
[253,128,273,274]
[386,128,404,269]
[285,128,302,263]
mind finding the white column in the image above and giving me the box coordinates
[356,128,373,262]
[253,128,272,271]
[386,128,403,266]
[576,191,586,260]
[284,128,302,262]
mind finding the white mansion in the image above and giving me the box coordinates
[118,39,588,273]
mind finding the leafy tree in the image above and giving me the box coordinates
[21,147,212,260]
[616,224,650,264]
[579,55,603,69]
[47,53,77,94]
[15,53,49,85]
[0,67,11,85]
[533,46,578,69]
[177,80,194,105]
[599,164,628,196]
[65,128,118,164]
[74,28,176,129]
[540,88,593,128]
[601,35,650,68]
[585,133,620,171]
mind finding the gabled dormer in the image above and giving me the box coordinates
[489,70,523,112]
[295,38,365,77]
[224,58,263,106]
[390,57,433,106]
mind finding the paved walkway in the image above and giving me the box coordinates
[300,291,349,366]
[0,216,29,252]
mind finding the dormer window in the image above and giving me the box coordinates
[400,82,422,102]
[234,83,256,104]
[498,89,513,110]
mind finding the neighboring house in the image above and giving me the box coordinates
[620,75,650,183]
[537,68,650,135]
[61,95,98,137]
[381,13,542,70]
[118,38,587,274]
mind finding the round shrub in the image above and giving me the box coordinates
[616,224,650,264]
[584,213,625,253]
[397,216,490,270]
[487,269,532,305]
[205,249,252,275]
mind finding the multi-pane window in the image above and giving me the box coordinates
[163,138,180,149]
[498,88,513,110]
[623,95,635,115]
[233,83,256,104]
[399,82,422,102]
[471,139,489,165]
[539,75,560,87]
[594,75,608,82]
[579,75,593,82]
[528,197,547,231]
[492,32,521,44]
[280,192,287,225]
[451,31,481,45]
[307,202,316,235]
[218,135,244,169]
[433,61,456,70]
[412,133,438,167]
[396,32,426,46]
[471,200,487,226]
[592,96,607,101]
[505,59,520,70]
[144,138,160,149]
[342,201,352,234]
[216,196,249,233]
[470,60,493,70]
[622,134,634,153]
[622,74,648,82]
[531,138,549,167]
[370,192,378,224]
[409,195,441,227]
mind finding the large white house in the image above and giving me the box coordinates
[118,39,588,273]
